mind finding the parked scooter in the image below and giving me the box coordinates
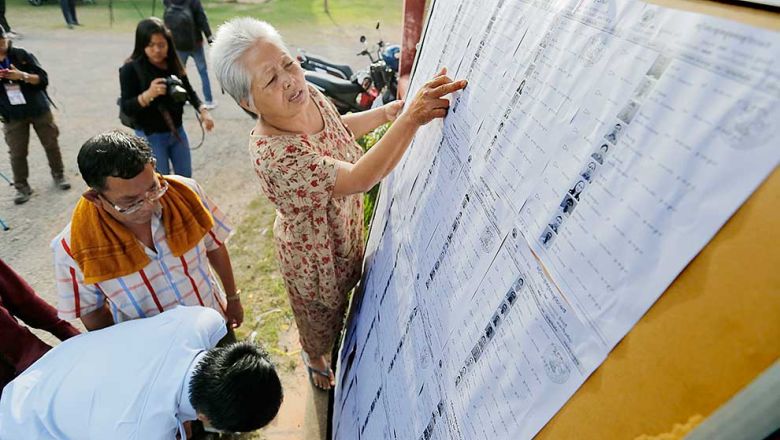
[302,70,373,114]
[298,23,400,114]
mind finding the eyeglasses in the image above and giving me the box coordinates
[101,177,169,215]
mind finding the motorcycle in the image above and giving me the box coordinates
[298,23,400,114]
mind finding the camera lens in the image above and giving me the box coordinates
[165,75,188,103]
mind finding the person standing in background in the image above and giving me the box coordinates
[0,0,19,39]
[0,25,71,205]
[120,18,214,177]
[164,0,217,109]
[60,0,79,29]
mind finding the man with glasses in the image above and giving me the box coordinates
[51,130,244,335]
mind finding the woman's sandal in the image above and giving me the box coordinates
[301,351,334,391]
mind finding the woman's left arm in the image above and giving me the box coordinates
[342,101,404,138]
[181,74,215,131]
[181,74,203,111]
[1,51,47,88]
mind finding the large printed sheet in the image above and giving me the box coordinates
[334,0,780,438]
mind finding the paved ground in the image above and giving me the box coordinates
[0,21,400,440]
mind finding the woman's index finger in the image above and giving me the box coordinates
[432,79,468,97]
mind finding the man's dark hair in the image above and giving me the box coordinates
[77,130,154,191]
[189,342,283,433]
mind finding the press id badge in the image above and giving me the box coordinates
[4,83,26,105]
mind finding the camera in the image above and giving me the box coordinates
[164,75,187,103]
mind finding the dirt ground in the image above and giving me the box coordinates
[0,22,400,440]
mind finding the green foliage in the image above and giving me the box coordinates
[357,122,389,232]
[356,121,389,151]
[9,0,401,33]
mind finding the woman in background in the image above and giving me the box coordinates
[119,18,214,177]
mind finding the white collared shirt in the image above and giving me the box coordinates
[0,306,227,439]
[176,351,205,438]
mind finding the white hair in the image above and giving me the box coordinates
[210,17,288,110]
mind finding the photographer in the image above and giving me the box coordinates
[119,17,214,177]
[0,25,70,205]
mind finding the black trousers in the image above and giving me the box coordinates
[60,0,78,25]
[0,0,11,33]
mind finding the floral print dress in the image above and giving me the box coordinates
[249,86,364,357]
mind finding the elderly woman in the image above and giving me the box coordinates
[211,18,466,390]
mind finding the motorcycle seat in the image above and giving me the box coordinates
[305,71,364,95]
[304,54,354,78]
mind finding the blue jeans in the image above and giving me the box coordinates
[177,44,213,104]
[136,126,192,177]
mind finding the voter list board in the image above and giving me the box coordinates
[333,0,780,439]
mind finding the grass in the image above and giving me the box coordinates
[8,0,402,33]
[226,198,291,440]
[227,197,296,363]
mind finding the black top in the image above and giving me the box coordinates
[163,0,213,43]
[119,57,202,135]
[0,46,51,121]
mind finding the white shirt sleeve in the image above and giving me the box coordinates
[182,306,227,348]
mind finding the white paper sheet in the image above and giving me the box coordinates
[334,0,780,438]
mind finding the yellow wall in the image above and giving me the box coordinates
[538,3,780,431]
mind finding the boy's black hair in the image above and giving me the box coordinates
[189,341,283,433]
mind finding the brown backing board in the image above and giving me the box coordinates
[536,3,780,431]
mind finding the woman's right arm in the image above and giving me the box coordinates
[119,64,144,115]
[332,69,467,197]
[119,63,166,114]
